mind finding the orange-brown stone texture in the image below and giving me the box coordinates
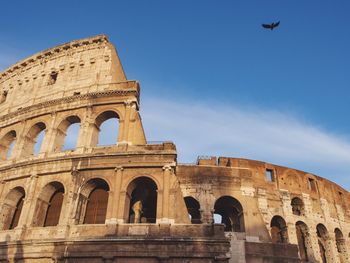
[0,35,349,263]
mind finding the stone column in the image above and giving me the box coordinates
[0,180,6,201]
[39,112,57,155]
[198,183,215,224]
[18,174,39,227]
[159,165,172,224]
[78,106,96,148]
[15,121,30,158]
[120,100,133,144]
[106,166,124,224]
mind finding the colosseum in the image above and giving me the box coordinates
[0,35,349,263]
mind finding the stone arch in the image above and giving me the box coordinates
[335,228,348,263]
[283,170,301,189]
[316,223,332,263]
[270,215,288,243]
[92,110,120,146]
[0,186,25,230]
[77,178,110,224]
[0,130,17,160]
[125,176,158,223]
[184,196,201,224]
[32,181,65,227]
[22,122,47,157]
[295,221,315,262]
[213,196,245,232]
[54,115,81,151]
[291,197,304,216]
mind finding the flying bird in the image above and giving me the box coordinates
[262,21,280,30]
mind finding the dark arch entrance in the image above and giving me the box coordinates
[214,196,244,232]
[184,196,201,224]
[270,215,288,243]
[127,177,158,223]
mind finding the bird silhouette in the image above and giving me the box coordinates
[262,21,280,30]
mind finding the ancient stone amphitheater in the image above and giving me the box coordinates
[0,35,349,263]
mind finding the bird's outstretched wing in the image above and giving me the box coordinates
[273,21,280,28]
[262,24,272,29]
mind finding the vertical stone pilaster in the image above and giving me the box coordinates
[19,174,39,227]
[78,106,96,148]
[0,180,6,201]
[40,112,57,154]
[120,100,136,144]
[112,166,124,223]
[105,166,124,224]
[15,120,30,159]
[198,183,215,224]
[159,164,173,223]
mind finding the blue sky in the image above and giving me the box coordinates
[1,1,350,190]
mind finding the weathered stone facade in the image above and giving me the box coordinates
[0,35,348,263]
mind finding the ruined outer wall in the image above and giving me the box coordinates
[177,157,350,262]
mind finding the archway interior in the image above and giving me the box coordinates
[29,122,46,156]
[214,196,244,232]
[96,111,119,146]
[270,216,288,243]
[295,221,311,261]
[0,130,17,160]
[184,196,201,224]
[2,187,25,230]
[128,177,157,223]
[317,224,329,263]
[61,116,81,151]
[44,187,64,226]
[291,197,304,216]
[83,179,109,224]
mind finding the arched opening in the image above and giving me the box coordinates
[296,221,314,262]
[184,196,201,224]
[22,122,46,157]
[316,224,331,263]
[0,130,16,160]
[126,177,157,223]
[54,116,81,151]
[291,197,304,216]
[77,178,109,224]
[0,187,25,230]
[213,196,245,232]
[93,111,119,146]
[33,182,64,227]
[270,215,288,243]
[335,228,348,263]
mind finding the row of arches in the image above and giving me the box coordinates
[183,196,305,229]
[0,176,158,230]
[184,196,245,232]
[270,215,348,263]
[183,195,348,262]
[0,110,120,160]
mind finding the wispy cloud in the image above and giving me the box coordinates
[141,96,350,190]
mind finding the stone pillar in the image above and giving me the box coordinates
[159,165,172,223]
[15,121,30,158]
[118,189,132,223]
[40,112,57,155]
[198,183,215,224]
[287,222,298,245]
[0,180,6,201]
[107,166,124,224]
[120,100,134,144]
[18,174,39,227]
[78,106,96,148]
